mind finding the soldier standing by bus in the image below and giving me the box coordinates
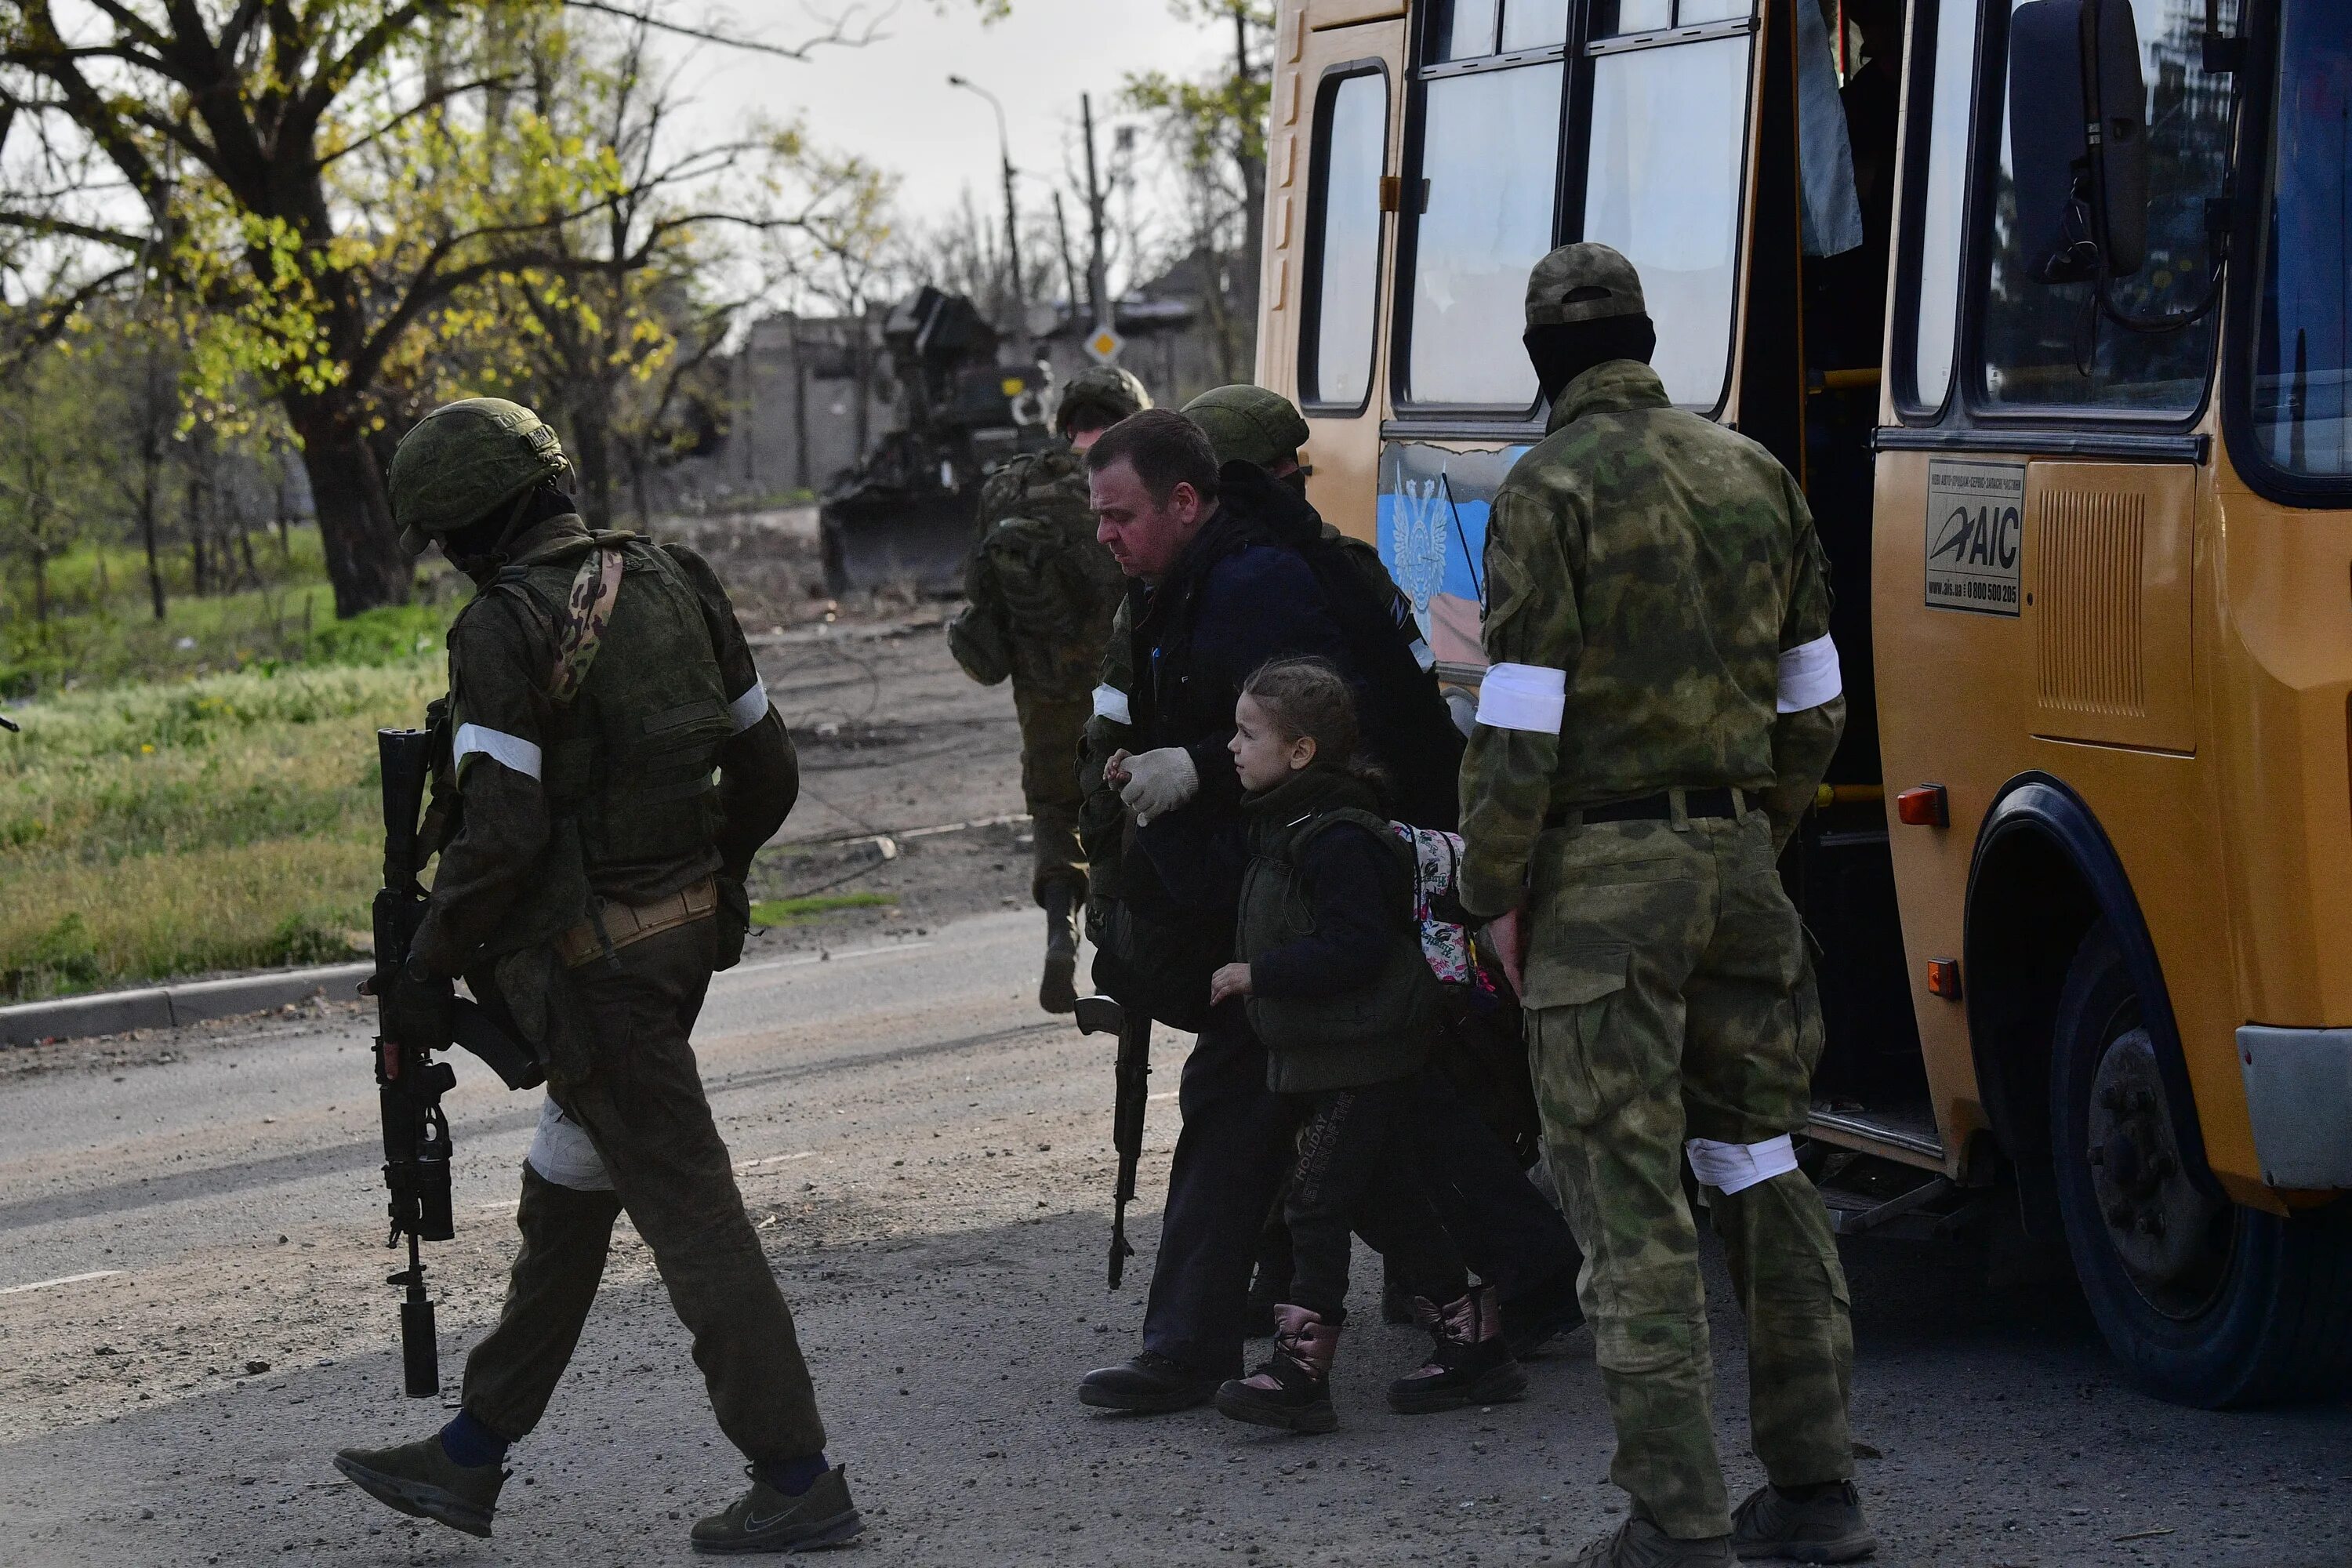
[1456,247,1873,1567]
[949,365,1151,1013]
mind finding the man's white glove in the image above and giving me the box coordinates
[1118,746,1200,826]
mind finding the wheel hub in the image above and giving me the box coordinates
[2085,1027,2227,1314]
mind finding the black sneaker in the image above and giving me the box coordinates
[691,1465,863,1555]
[1730,1480,1876,1563]
[333,1434,505,1539]
[1077,1351,1218,1413]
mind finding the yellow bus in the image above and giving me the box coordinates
[1256,0,2352,1406]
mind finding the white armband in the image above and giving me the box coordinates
[1409,635,1437,673]
[1474,662,1567,735]
[1686,1134,1798,1196]
[1092,684,1132,725]
[1776,633,1842,713]
[453,723,544,781]
[526,1096,613,1192]
[728,681,771,733]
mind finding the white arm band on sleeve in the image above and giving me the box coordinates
[526,1096,614,1192]
[1776,633,1842,713]
[1474,662,1567,735]
[1685,1134,1798,1196]
[1092,684,1132,725]
[1409,636,1437,673]
[728,681,771,733]
[453,723,544,781]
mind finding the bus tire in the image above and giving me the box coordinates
[2049,920,2352,1408]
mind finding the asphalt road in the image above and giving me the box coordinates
[2,908,2347,1568]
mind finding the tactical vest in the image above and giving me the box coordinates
[457,535,734,956]
[1238,803,1441,1094]
[973,450,1122,663]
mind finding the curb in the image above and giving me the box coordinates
[0,962,374,1049]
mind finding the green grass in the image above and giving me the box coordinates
[0,659,443,1000]
[749,891,897,927]
[0,524,462,699]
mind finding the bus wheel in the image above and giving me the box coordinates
[2050,921,2352,1407]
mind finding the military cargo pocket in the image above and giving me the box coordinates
[1524,944,1636,1131]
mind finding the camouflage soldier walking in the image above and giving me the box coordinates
[949,365,1150,1011]
[332,398,861,1554]
[1455,248,1871,1566]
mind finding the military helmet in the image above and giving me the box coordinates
[387,397,569,554]
[1182,384,1311,470]
[1524,242,1647,328]
[1054,365,1151,438]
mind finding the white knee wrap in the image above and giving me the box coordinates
[1685,1134,1798,1196]
[526,1095,614,1192]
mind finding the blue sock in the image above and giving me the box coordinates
[757,1453,830,1496]
[437,1410,510,1469]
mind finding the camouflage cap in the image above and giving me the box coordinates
[387,397,568,554]
[1524,242,1647,328]
[1054,365,1151,437]
[1181,384,1311,470]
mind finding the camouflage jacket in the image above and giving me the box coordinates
[1457,360,1838,916]
[948,447,1123,692]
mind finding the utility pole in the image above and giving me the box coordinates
[1053,189,1083,328]
[948,75,1026,350]
[1080,92,1110,333]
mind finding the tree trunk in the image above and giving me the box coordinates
[31,544,49,626]
[569,406,614,530]
[1232,9,1266,332]
[140,482,166,621]
[289,398,410,616]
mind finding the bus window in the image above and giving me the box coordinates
[1404,59,1566,405]
[1434,0,1566,56]
[1906,0,1979,412]
[2245,0,2350,480]
[1584,33,1751,408]
[1501,0,1570,47]
[1439,0,1502,60]
[1978,0,2236,412]
[1302,70,1388,411]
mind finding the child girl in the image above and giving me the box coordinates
[1208,656,1526,1432]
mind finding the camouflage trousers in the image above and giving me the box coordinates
[1522,808,1852,1540]
[1013,680,1088,906]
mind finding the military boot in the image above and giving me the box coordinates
[332,1434,506,1538]
[1546,1518,1734,1567]
[1039,883,1080,1014]
[1730,1481,1877,1563]
[1388,1285,1528,1414]
[1078,1351,1218,1414]
[691,1464,862,1555]
[1214,1305,1340,1434]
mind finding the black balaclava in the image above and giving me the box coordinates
[1523,314,1661,407]
[443,480,577,586]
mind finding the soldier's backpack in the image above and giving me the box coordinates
[971,451,1120,649]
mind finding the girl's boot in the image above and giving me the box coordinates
[1387,1284,1528,1413]
[1214,1305,1340,1433]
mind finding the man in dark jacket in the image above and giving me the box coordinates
[1076,411,1358,1410]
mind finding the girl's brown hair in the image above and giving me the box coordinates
[1242,657,1386,795]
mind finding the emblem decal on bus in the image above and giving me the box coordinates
[1923,459,2027,617]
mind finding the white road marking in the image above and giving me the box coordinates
[728,940,936,979]
[0,1269,122,1297]
[735,1151,817,1174]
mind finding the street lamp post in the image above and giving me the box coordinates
[946,74,1026,350]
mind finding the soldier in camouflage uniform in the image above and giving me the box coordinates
[949,365,1149,1013]
[333,399,861,1555]
[1454,249,1871,1568]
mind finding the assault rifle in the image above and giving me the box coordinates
[1074,994,1151,1289]
[371,726,543,1397]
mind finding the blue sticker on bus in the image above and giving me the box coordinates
[1375,441,1530,669]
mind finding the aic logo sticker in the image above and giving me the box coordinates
[1923,459,2026,616]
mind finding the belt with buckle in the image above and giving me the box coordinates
[555,876,720,967]
[1545,787,1744,831]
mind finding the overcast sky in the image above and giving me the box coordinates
[679,0,1230,224]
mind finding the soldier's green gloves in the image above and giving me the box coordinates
[385,959,455,1054]
[1118,746,1200,826]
